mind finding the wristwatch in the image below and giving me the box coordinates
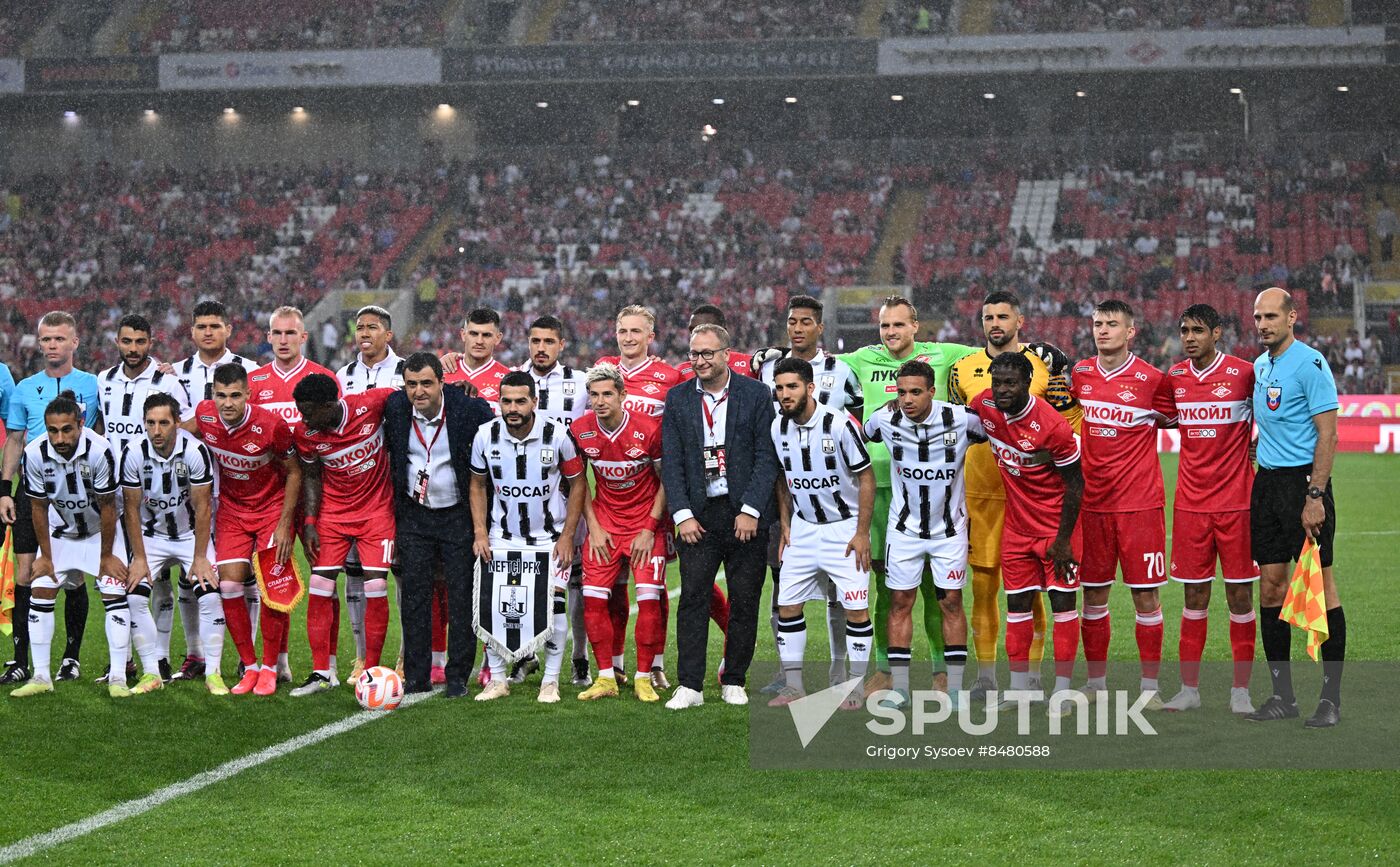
[1306,486,1325,500]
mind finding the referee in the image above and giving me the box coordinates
[1247,288,1344,728]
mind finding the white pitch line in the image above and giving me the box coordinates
[0,690,436,864]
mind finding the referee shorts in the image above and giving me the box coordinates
[1250,465,1336,568]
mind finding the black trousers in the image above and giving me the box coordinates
[676,497,769,691]
[396,500,477,686]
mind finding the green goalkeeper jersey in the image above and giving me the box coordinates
[839,341,978,488]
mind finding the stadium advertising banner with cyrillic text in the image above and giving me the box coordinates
[444,39,877,84]
[159,48,440,91]
[25,56,158,93]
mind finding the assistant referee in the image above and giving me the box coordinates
[1247,288,1344,728]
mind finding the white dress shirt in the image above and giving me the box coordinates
[672,371,760,525]
[407,402,458,508]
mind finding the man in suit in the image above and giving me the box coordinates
[661,324,780,709]
[383,352,495,696]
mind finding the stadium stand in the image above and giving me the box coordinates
[549,0,862,43]
[139,0,445,53]
[991,0,1309,33]
[0,0,55,55]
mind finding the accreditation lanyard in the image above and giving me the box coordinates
[700,389,728,481]
[411,415,445,505]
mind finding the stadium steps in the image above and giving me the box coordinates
[1309,0,1347,26]
[959,0,993,34]
[865,186,925,285]
[1366,184,1400,280]
[524,0,566,45]
[857,0,887,37]
[1009,179,1062,256]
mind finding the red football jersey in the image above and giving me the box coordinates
[294,388,395,521]
[194,401,294,517]
[1167,352,1255,513]
[445,357,509,416]
[594,356,682,418]
[1072,353,1174,513]
[971,390,1081,539]
[571,410,665,536]
[676,351,752,381]
[249,357,339,426]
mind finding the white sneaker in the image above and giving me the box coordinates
[720,684,748,706]
[537,681,561,704]
[665,686,704,710]
[1163,686,1201,712]
[1230,687,1256,715]
[1140,689,1165,712]
[475,679,510,701]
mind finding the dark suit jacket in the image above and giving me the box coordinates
[384,386,495,514]
[661,370,779,528]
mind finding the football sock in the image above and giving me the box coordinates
[1320,607,1346,707]
[1135,607,1163,692]
[197,588,225,677]
[635,586,664,673]
[243,578,260,642]
[1179,607,1209,689]
[969,564,1000,666]
[888,645,911,694]
[1006,610,1034,691]
[709,583,730,634]
[1081,604,1110,689]
[260,609,287,669]
[12,584,31,667]
[1259,604,1294,702]
[1228,610,1256,689]
[542,595,567,683]
[827,600,847,683]
[943,643,967,695]
[1028,590,1047,666]
[363,578,389,668]
[431,580,449,664]
[1052,609,1081,694]
[28,597,55,682]
[103,596,131,683]
[307,579,336,673]
[328,592,342,667]
[221,582,257,668]
[568,579,587,660]
[844,618,873,682]
[582,588,613,673]
[152,576,175,660]
[776,614,806,692]
[873,578,891,673]
[607,579,630,661]
[920,570,946,674]
[128,585,161,674]
[178,578,202,661]
[62,584,88,661]
[486,649,507,682]
[345,567,367,659]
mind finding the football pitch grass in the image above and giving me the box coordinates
[1,454,1396,864]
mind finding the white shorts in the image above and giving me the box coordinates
[884,529,969,592]
[778,517,870,611]
[489,538,572,590]
[45,532,130,595]
[140,534,216,578]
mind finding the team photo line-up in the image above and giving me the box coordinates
[0,286,1345,727]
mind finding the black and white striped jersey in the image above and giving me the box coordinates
[98,360,194,459]
[470,414,584,545]
[863,401,985,541]
[175,351,259,403]
[120,430,214,542]
[23,428,119,541]
[757,349,862,414]
[337,352,404,394]
[521,363,589,427]
[772,403,871,525]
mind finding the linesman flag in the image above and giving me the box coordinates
[1280,538,1329,661]
[0,527,13,638]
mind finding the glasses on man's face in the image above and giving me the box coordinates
[687,348,728,361]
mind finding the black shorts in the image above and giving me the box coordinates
[7,480,38,556]
[1250,465,1335,568]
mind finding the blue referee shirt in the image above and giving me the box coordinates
[1253,338,1339,470]
[0,365,14,435]
[6,368,101,443]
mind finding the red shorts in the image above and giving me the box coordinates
[1001,525,1082,595]
[314,510,396,572]
[1080,509,1167,589]
[1170,508,1259,584]
[214,509,283,566]
[582,530,668,590]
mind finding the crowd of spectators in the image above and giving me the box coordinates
[883,1,955,37]
[0,1,55,55]
[550,0,860,43]
[992,0,1308,33]
[139,0,443,54]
